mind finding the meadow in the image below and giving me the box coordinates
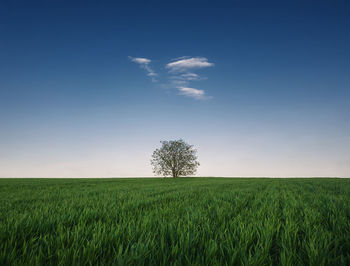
[0,178,349,265]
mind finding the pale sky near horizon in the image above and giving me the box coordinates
[1,0,349,177]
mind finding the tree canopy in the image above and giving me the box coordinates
[151,139,200,178]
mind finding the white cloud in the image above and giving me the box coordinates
[129,56,157,81]
[128,55,214,100]
[166,57,213,99]
[181,73,199,79]
[178,87,207,100]
[147,71,157,77]
[166,57,214,72]
[172,72,204,81]
[130,57,151,64]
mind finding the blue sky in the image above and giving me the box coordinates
[1,0,349,177]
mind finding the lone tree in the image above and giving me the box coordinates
[151,139,200,178]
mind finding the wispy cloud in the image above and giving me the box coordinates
[178,87,209,100]
[181,73,201,80]
[166,57,214,73]
[129,56,214,100]
[166,57,213,100]
[129,56,157,82]
[130,57,151,64]
[170,72,206,83]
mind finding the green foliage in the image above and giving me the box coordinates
[151,139,200,177]
[0,178,349,265]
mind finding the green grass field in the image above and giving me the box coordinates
[0,178,349,265]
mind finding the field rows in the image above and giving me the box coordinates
[0,178,349,265]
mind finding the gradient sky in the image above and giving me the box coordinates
[1,0,349,177]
